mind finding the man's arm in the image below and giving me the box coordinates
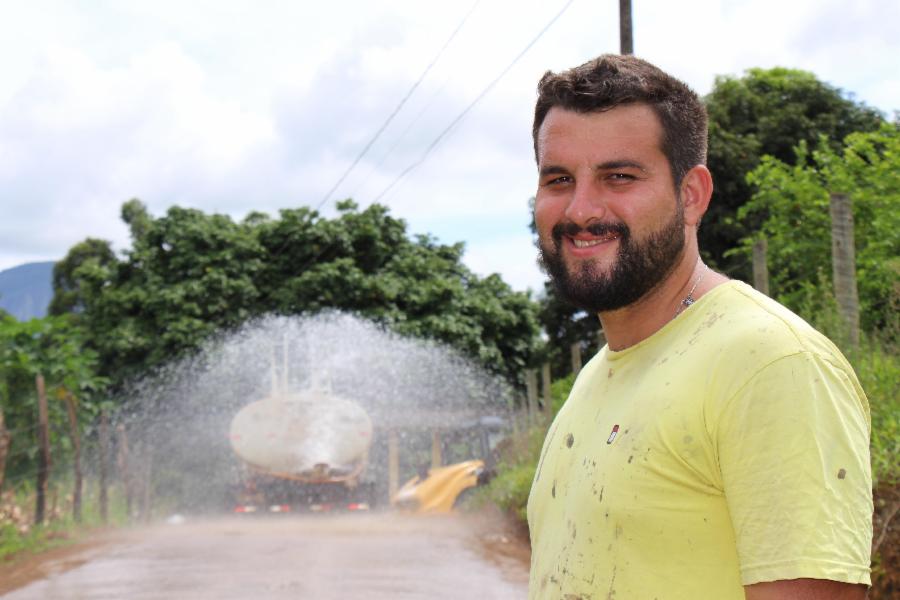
[744,578,867,599]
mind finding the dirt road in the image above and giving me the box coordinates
[0,511,529,599]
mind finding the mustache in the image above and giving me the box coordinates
[551,221,629,242]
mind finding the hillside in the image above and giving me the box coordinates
[0,261,55,320]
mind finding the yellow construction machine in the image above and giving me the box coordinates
[391,459,489,513]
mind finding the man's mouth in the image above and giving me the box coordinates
[552,221,628,250]
[571,233,619,248]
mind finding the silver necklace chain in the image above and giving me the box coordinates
[674,258,706,318]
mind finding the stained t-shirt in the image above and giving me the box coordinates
[527,281,872,599]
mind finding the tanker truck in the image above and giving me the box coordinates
[228,387,376,513]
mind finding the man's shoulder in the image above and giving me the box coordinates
[704,281,841,360]
[684,281,861,404]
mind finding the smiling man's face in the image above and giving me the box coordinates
[534,103,686,313]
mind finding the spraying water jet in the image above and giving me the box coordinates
[115,311,514,517]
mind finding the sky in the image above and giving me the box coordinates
[1,0,897,293]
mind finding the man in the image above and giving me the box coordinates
[527,55,872,600]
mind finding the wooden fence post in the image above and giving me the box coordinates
[829,193,860,346]
[140,443,153,522]
[387,430,399,503]
[0,407,10,492]
[541,363,552,413]
[525,369,538,422]
[116,424,134,520]
[752,238,770,296]
[99,410,109,523]
[35,374,51,525]
[63,392,83,522]
[430,430,443,468]
[570,342,583,375]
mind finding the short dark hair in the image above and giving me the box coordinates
[533,54,707,188]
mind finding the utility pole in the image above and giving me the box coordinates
[619,0,634,55]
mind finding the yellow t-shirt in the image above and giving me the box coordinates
[527,281,872,599]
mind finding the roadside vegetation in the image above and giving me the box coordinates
[0,484,128,561]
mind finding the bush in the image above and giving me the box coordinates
[481,374,577,524]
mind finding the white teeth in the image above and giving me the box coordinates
[572,237,614,248]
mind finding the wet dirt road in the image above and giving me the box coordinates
[0,512,529,599]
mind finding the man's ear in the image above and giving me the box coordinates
[680,165,713,227]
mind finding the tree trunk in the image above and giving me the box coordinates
[829,193,860,345]
[64,392,83,522]
[35,374,51,525]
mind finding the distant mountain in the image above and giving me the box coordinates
[0,261,55,321]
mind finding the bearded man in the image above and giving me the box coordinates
[527,55,872,600]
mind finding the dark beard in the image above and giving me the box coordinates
[538,204,685,313]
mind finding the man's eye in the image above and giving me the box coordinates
[608,173,635,182]
[544,176,572,186]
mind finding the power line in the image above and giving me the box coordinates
[348,74,453,201]
[372,0,576,204]
[316,0,482,211]
[264,0,574,284]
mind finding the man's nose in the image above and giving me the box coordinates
[564,179,606,226]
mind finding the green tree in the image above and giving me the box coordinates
[65,202,267,383]
[537,281,602,378]
[55,199,540,386]
[48,238,117,316]
[735,124,900,334]
[704,67,884,276]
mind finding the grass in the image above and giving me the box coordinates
[847,338,900,487]
[0,521,82,561]
[0,481,129,563]
[479,375,575,524]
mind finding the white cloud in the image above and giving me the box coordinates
[0,40,280,262]
[0,0,897,290]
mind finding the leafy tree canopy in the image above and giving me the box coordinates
[48,237,117,316]
[536,280,603,379]
[734,123,900,335]
[704,67,884,276]
[54,199,541,386]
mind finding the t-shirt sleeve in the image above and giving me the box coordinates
[714,350,872,586]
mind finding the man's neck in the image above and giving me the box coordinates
[598,251,728,351]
